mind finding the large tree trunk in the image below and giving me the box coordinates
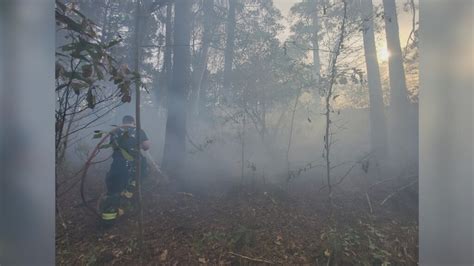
[223,0,236,102]
[162,0,192,178]
[159,2,173,109]
[383,0,416,167]
[191,0,213,115]
[361,0,388,159]
[383,0,410,112]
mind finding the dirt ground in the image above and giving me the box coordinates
[56,171,418,265]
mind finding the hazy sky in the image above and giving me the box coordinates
[272,0,417,46]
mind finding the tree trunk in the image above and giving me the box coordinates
[312,0,321,82]
[162,0,192,178]
[160,2,173,109]
[383,0,410,112]
[383,0,415,166]
[240,111,246,186]
[286,87,302,182]
[223,0,236,102]
[324,0,347,205]
[191,0,214,115]
[361,0,388,159]
[132,0,144,257]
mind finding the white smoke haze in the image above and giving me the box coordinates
[53,0,425,264]
[3,0,473,264]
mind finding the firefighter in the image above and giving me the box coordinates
[100,115,150,222]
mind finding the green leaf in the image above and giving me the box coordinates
[105,38,122,49]
[92,130,109,139]
[99,143,112,149]
[93,132,103,139]
[59,43,76,52]
[120,148,134,161]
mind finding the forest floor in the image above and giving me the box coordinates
[56,171,418,265]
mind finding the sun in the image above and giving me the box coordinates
[379,48,391,62]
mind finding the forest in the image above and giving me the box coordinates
[55,0,419,264]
